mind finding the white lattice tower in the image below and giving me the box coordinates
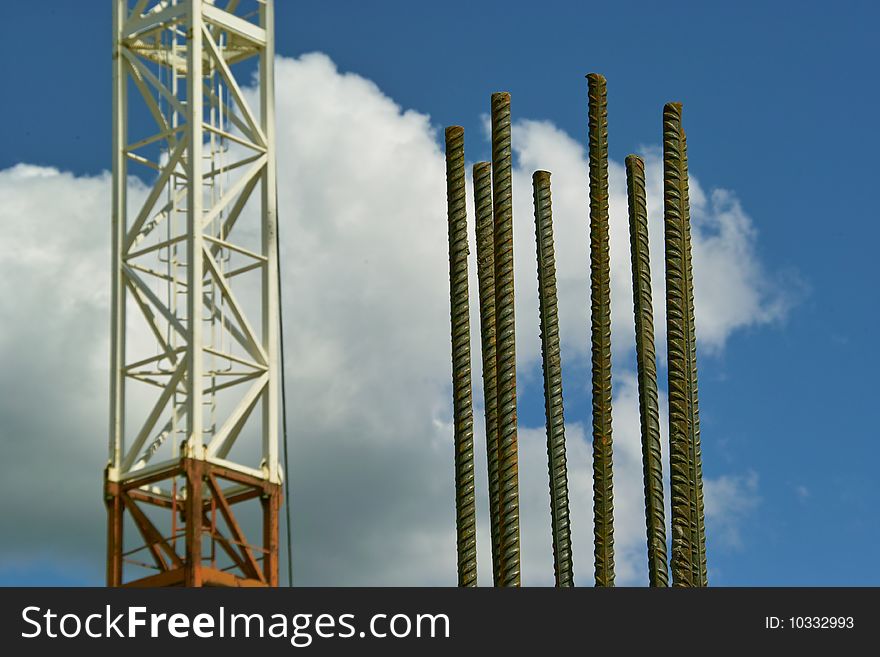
[106,0,281,588]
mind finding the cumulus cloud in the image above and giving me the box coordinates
[0,52,786,585]
[0,164,117,577]
[704,470,761,551]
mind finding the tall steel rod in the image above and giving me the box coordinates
[473,161,502,585]
[532,171,574,587]
[445,126,478,587]
[586,73,615,586]
[625,155,668,587]
[662,102,707,587]
[680,127,708,586]
[491,92,522,586]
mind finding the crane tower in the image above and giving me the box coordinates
[106,0,282,587]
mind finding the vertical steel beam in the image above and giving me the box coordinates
[260,0,281,485]
[473,161,502,586]
[444,126,477,587]
[586,73,615,587]
[263,487,281,586]
[109,0,127,480]
[186,0,206,459]
[625,155,668,587]
[532,171,574,587]
[107,0,128,588]
[490,92,521,587]
[662,102,707,587]
[184,458,204,586]
[105,478,124,587]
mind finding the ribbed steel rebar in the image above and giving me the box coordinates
[625,155,668,587]
[532,170,574,587]
[473,161,502,586]
[586,73,615,587]
[490,92,521,587]
[679,128,708,587]
[662,103,706,587]
[445,126,477,587]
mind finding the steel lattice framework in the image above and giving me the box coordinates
[106,0,281,587]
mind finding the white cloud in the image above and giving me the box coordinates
[704,470,761,551]
[0,165,116,572]
[0,52,785,585]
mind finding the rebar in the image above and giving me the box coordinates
[473,161,502,586]
[491,92,522,587]
[586,73,615,587]
[532,171,574,587]
[625,154,668,587]
[662,103,707,587]
[445,126,477,587]
[679,127,708,587]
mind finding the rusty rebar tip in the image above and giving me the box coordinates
[664,101,683,115]
[625,154,644,169]
[445,125,465,140]
[585,72,606,84]
[474,161,491,173]
[533,170,551,182]
[491,91,511,104]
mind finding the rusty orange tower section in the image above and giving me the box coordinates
[106,0,282,587]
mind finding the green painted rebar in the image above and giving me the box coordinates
[532,171,574,587]
[586,73,614,587]
[625,154,668,587]
[679,128,708,586]
[490,92,521,587]
[445,126,477,587]
[662,103,707,587]
[473,161,502,586]
[662,103,692,587]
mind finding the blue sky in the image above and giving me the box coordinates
[1,1,878,586]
